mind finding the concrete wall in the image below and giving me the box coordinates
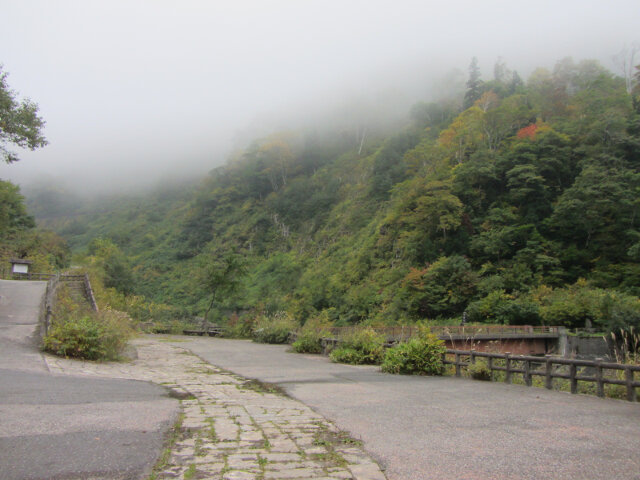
[443,337,552,355]
[566,336,612,360]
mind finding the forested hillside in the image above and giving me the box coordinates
[0,180,69,275]
[30,57,640,332]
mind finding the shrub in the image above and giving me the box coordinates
[329,347,370,364]
[43,310,133,361]
[467,290,541,325]
[291,330,325,353]
[329,327,385,365]
[534,281,640,331]
[252,311,297,344]
[381,329,445,375]
[466,360,492,381]
[222,312,254,338]
[291,314,332,354]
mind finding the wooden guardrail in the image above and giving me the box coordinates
[11,272,57,281]
[445,349,639,402]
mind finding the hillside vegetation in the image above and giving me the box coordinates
[30,57,640,332]
[0,180,69,275]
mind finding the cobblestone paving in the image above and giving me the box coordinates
[45,338,387,480]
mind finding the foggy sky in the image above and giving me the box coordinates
[0,0,638,194]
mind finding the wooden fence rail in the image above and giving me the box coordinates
[11,272,57,281]
[445,349,640,402]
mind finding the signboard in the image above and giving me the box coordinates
[12,263,29,274]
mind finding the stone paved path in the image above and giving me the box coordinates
[45,338,386,480]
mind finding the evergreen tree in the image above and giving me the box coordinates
[463,57,483,109]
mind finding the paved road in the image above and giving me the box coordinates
[171,336,640,480]
[0,279,178,480]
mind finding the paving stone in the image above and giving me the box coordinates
[349,463,387,480]
[264,467,327,478]
[261,453,302,462]
[43,338,386,480]
[223,470,259,480]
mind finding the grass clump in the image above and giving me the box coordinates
[252,311,296,344]
[329,327,385,365]
[381,328,445,375]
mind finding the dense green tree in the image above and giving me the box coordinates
[87,238,135,295]
[0,66,47,163]
[199,251,246,324]
[0,180,35,235]
[403,255,477,318]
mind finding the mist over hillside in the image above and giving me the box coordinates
[18,53,640,334]
[1,1,639,195]
[2,2,640,333]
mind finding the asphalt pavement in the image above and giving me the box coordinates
[0,279,178,480]
[171,336,640,480]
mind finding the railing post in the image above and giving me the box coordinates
[524,358,532,387]
[455,352,461,377]
[487,356,493,381]
[595,360,604,398]
[545,355,553,390]
[45,305,52,335]
[470,349,476,364]
[570,363,578,394]
[626,367,636,402]
[505,353,511,384]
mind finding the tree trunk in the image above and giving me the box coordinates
[203,293,216,329]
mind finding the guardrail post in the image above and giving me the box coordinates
[545,355,553,390]
[487,356,494,381]
[570,363,578,394]
[455,352,461,377]
[595,360,604,398]
[626,367,636,402]
[505,353,511,384]
[470,349,476,364]
[524,358,532,387]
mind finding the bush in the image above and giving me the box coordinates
[329,327,385,365]
[467,290,541,325]
[43,310,133,361]
[291,330,325,353]
[223,312,254,338]
[466,360,492,381]
[291,314,332,353]
[381,329,445,375]
[252,311,297,344]
[534,281,640,331]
